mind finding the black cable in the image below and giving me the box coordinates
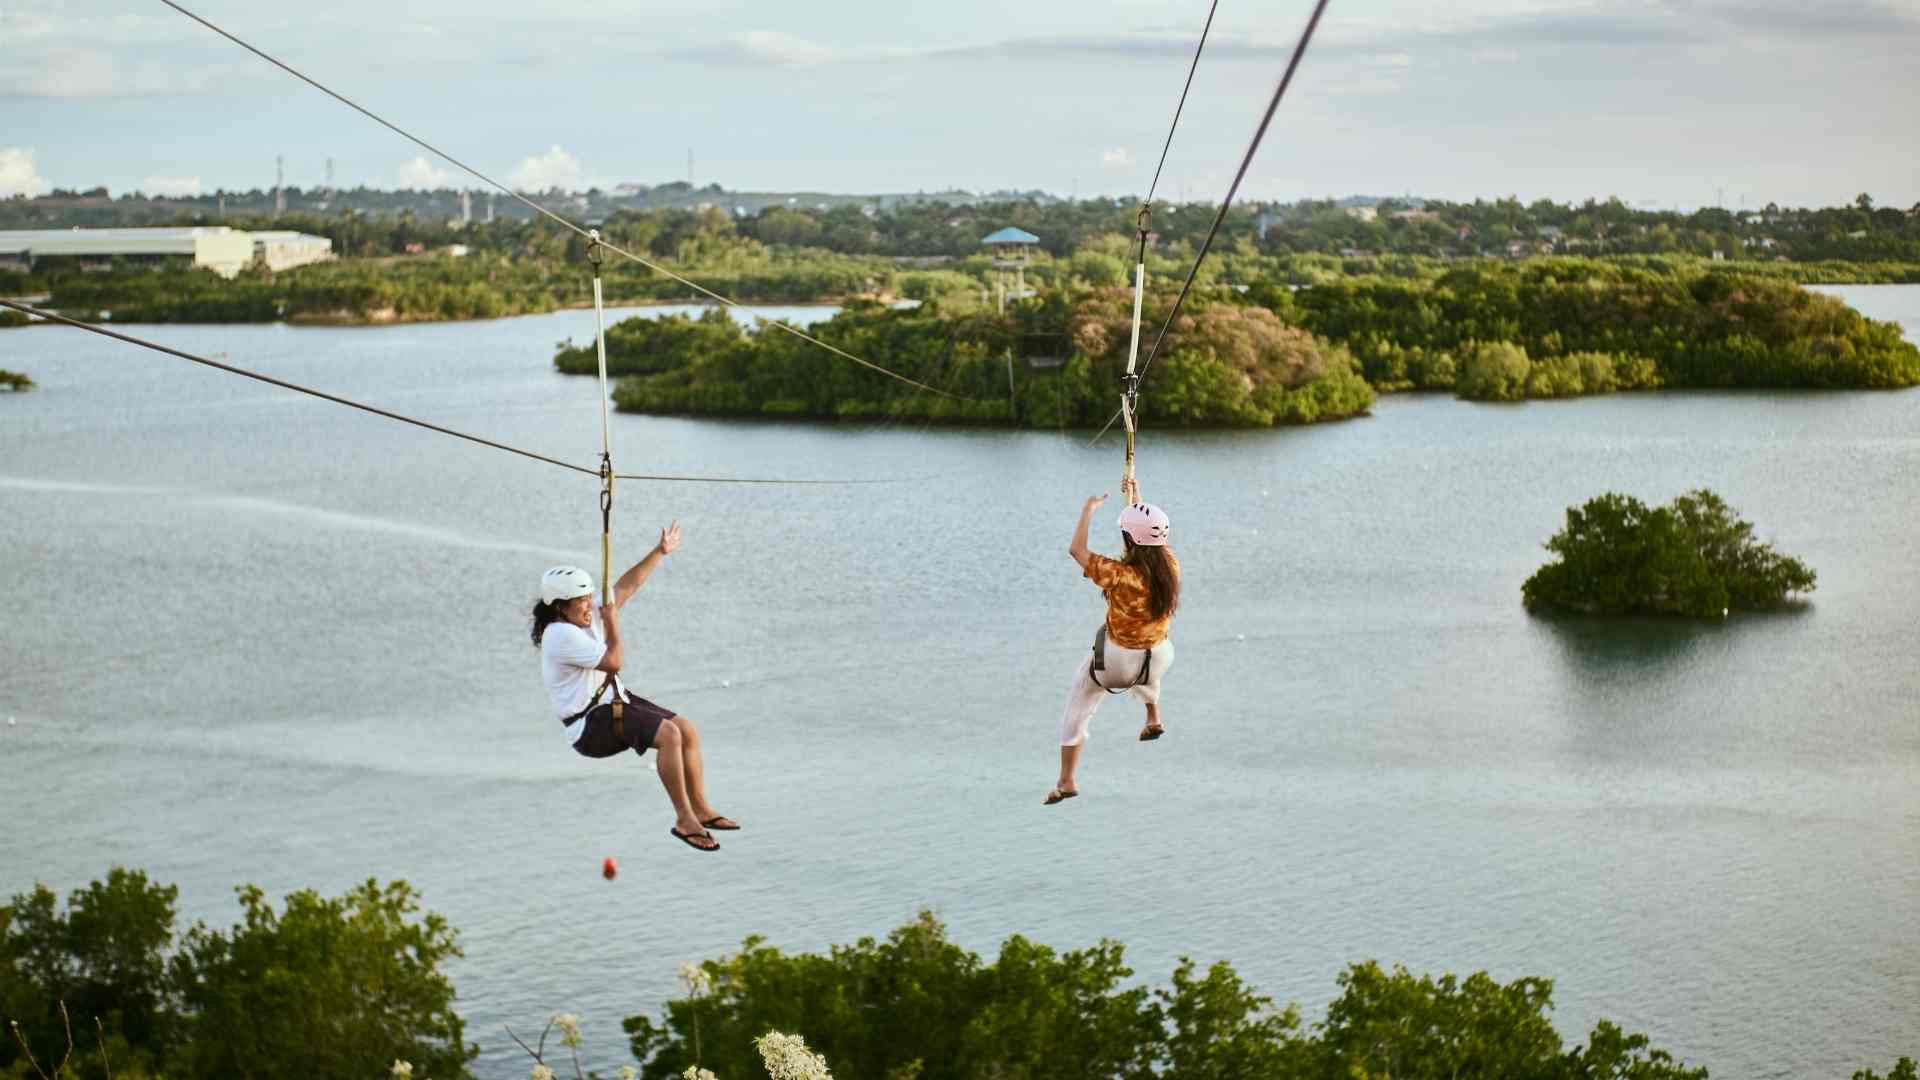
[1144,0,1222,209]
[156,0,971,403]
[2,300,904,486]
[1137,0,1333,387]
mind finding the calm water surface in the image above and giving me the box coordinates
[2,291,1917,1077]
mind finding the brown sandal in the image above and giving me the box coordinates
[1043,787,1079,806]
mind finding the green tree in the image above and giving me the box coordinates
[169,879,475,1080]
[1523,489,1816,617]
[1,869,180,1079]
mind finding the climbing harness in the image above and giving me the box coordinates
[1088,625,1153,695]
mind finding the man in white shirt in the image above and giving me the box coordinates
[532,522,735,852]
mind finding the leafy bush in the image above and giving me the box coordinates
[1523,489,1817,616]
[622,911,1710,1080]
[1,870,475,1080]
[0,369,32,391]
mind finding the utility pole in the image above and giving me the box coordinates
[324,156,335,196]
[274,154,286,214]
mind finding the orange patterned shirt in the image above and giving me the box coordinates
[1083,551,1180,649]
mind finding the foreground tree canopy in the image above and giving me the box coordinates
[0,868,474,1080]
[1523,489,1817,617]
[6,873,1912,1079]
[621,910,1775,1080]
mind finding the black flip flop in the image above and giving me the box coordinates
[701,816,741,831]
[1139,726,1165,742]
[670,827,720,852]
[1043,788,1079,806]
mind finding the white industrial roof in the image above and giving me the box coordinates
[0,227,246,257]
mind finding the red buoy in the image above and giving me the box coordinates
[602,856,618,881]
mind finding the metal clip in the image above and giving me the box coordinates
[587,228,605,271]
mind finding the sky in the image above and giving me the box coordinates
[3,0,1918,209]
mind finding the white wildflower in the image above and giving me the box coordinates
[553,1012,583,1048]
[681,1068,718,1080]
[679,961,712,995]
[390,1063,414,1079]
[531,1066,556,1080]
[622,1068,642,1080]
[755,1031,833,1080]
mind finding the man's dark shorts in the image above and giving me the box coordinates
[571,692,675,758]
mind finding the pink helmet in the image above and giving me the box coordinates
[1118,502,1171,546]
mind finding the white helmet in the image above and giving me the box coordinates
[540,566,595,604]
[1118,502,1171,546]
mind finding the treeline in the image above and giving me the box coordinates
[28,245,896,324]
[10,187,1920,262]
[11,872,1912,1080]
[566,256,1916,427]
[577,292,1375,428]
[627,911,1915,1080]
[1267,258,1920,399]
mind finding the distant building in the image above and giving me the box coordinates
[0,226,257,278]
[1343,205,1378,222]
[250,230,334,271]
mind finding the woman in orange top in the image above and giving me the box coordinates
[1046,492,1181,805]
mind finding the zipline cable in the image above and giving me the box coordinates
[1115,0,1220,498]
[156,0,971,404]
[1143,0,1221,210]
[1092,0,1333,445]
[0,299,895,486]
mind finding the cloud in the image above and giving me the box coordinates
[5,47,117,97]
[0,148,50,197]
[735,30,836,66]
[1100,148,1136,170]
[140,175,202,197]
[397,155,457,190]
[509,146,583,192]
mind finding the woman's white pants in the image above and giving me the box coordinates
[1058,635,1174,747]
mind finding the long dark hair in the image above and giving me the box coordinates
[1122,535,1180,620]
[529,599,565,647]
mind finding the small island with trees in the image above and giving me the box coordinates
[1523,489,1816,617]
[554,254,1919,428]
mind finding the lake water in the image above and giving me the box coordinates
[2,290,1916,1078]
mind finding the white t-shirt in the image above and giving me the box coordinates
[541,602,620,745]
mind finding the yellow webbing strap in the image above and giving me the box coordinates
[589,231,624,734]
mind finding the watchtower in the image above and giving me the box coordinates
[981,226,1039,314]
